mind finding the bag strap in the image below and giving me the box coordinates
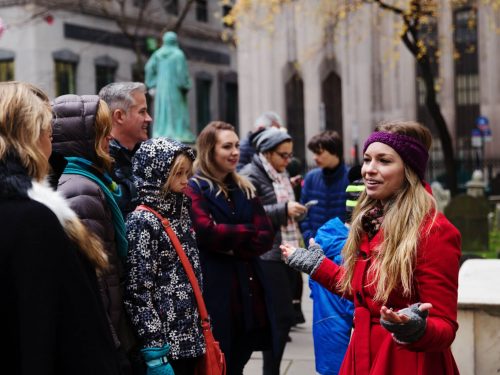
[136,204,209,322]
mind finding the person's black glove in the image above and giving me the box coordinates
[380,302,429,344]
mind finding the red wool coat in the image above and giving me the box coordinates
[312,212,461,375]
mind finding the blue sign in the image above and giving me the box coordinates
[483,128,492,142]
[476,116,489,126]
[476,116,490,132]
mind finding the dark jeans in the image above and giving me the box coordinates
[227,334,255,375]
[262,324,291,375]
[260,261,295,375]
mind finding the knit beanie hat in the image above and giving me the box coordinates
[253,128,292,153]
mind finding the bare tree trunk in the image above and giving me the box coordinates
[370,0,459,194]
[400,27,458,195]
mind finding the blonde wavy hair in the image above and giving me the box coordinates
[162,152,193,194]
[339,120,437,303]
[0,82,52,180]
[0,82,108,271]
[193,121,255,198]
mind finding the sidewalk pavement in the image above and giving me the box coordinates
[244,277,317,375]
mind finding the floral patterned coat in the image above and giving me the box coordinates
[124,138,205,360]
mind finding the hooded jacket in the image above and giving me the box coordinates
[51,95,127,350]
[124,138,205,359]
[0,153,121,374]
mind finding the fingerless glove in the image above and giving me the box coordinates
[285,242,325,275]
[380,302,429,344]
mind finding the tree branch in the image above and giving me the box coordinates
[367,0,404,15]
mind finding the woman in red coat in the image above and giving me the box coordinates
[281,120,461,375]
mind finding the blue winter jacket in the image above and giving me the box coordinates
[310,217,354,375]
[299,165,349,243]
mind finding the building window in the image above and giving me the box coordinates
[285,69,305,164]
[95,55,118,92]
[321,71,343,138]
[196,73,212,133]
[415,18,439,135]
[218,71,238,132]
[0,60,14,81]
[196,0,208,22]
[54,61,77,95]
[453,5,479,140]
[52,49,79,96]
[455,74,480,106]
[0,49,15,81]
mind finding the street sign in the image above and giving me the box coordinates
[483,128,492,143]
[471,128,482,148]
[476,116,490,132]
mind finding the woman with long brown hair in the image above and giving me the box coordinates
[51,94,133,372]
[187,121,276,375]
[282,121,461,375]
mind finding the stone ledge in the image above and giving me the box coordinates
[458,259,500,306]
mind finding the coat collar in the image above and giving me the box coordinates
[0,152,78,229]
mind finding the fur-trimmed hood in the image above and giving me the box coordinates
[0,153,76,227]
[0,153,108,269]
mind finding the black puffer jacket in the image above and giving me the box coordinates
[51,95,129,351]
[124,137,205,359]
[240,154,289,261]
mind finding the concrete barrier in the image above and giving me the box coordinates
[452,259,500,374]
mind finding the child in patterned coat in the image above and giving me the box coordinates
[124,137,204,375]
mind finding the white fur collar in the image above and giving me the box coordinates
[27,180,77,226]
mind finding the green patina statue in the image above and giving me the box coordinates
[145,31,195,142]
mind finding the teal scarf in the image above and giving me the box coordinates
[63,157,128,259]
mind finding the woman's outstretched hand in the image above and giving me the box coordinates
[280,242,296,260]
[380,302,432,344]
[280,239,316,260]
[380,302,432,324]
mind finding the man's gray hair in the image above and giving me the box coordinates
[98,82,147,113]
[254,111,283,130]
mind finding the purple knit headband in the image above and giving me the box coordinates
[363,132,429,181]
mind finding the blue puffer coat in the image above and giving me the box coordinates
[299,165,349,243]
[124,138,205,360]
[311,217,354,375]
